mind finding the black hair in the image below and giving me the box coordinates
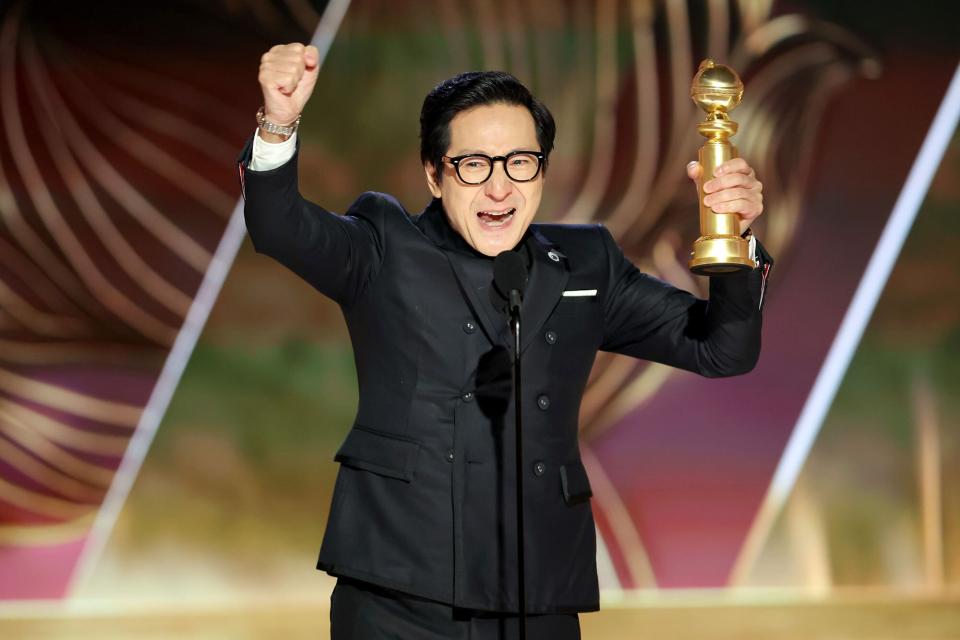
[419,71,556,181]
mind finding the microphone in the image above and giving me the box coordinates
[493,249,529,636]
[493,250,528,315]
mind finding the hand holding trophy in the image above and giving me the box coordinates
[688,59,759,275]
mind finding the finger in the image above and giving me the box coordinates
[267,62,305,93]
[260,60,303,78]
[703,187,758,206]
[715,157,755,178]
[715,158,751,176]
[274,71,298,95]
[710,198,763,216]
[263,43,298,62]
[304,45,320,69]
[686,160,702,181]
[703,172,759,193]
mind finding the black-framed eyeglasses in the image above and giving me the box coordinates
[442,151,544,185]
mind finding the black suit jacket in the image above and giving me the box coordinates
[238,136,773,614]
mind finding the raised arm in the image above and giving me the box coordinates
[239,43,384,307]
[599,225,772,376]
[599,157,773,376]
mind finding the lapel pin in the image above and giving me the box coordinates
[547,251,560,262]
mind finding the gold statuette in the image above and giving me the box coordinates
[688,59,757,274]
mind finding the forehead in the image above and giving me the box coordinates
[447,103,538,154]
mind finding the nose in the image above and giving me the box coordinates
[483,160,513,201]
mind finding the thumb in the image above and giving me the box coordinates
[304,45,320,71]
[686,160,702,182]
[290,46,320,111]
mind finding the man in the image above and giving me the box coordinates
[239,43,771,639]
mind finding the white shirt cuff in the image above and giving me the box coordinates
[748,232,757,263]
[249,128,297,171]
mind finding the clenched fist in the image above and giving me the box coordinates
[258,43,320,140]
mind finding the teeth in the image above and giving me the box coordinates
[477,208,515,228]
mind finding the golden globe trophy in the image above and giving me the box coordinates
[688,59,757,274]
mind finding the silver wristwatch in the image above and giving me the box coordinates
[256,106,301,138]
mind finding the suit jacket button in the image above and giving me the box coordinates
[537,394,550,410]
[533,461,546,476]
[463,321,476,334]
[544,330,557,345]
[446,449,455,463]
[462,391,475,402]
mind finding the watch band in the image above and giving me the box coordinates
[256,106,301,138]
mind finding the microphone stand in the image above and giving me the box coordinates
[508,289,526,640]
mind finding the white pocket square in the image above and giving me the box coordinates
[562,289,597,297]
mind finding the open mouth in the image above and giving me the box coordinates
[476,207,516,228]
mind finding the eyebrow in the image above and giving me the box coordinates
[449,148,539,156]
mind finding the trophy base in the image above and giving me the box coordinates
[689,235,756,276]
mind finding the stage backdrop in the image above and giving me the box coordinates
[0,0,957,616]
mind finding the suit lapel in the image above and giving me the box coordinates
[415,201,570,351]
[520,228,569,354]
[445,256,505,345]
[415,200,503,344]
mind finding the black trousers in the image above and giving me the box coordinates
[330,577,581,640]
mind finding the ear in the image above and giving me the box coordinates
[424,162,442,199]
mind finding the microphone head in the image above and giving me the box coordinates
[493,250,528,298]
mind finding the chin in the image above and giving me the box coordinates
[473,232,523,257]
[473,220,531,255]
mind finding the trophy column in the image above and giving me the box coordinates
[689,59,757,274]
